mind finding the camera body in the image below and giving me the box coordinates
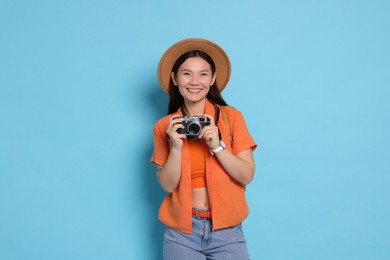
[177,116,210,139]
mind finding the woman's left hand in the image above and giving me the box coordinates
[199,114,220,150]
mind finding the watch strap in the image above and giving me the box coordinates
[210,141,226,155]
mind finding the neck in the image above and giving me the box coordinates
[183,99,206,116]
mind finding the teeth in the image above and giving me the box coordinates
[188,88,201,93]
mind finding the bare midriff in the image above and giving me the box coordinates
[192,187,210,209]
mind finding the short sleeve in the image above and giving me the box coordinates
[230,109,257,155]
[150,119,170,166]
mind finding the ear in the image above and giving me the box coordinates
[171,72,177,86]
[211,72,217,86]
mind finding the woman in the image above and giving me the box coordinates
[151,38,257,259]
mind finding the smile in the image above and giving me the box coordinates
[187,88,202,93]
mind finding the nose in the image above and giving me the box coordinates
[189,76,199,86]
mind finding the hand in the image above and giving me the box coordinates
[199,114,220,150]
[166,114,186,148]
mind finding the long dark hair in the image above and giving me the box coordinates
[167,50,228,114]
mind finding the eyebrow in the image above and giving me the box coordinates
[180,68,211,73]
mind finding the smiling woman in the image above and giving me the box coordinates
[150,38,257,260]
[171,56,215,108]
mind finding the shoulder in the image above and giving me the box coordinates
[153,114,172,132]
[221,106,251,131]
[222,105,244,120]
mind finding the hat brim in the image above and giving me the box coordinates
[158,38,231,94]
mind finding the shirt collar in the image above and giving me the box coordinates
[175,99,217,116]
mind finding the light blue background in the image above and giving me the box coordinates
[1,0,389,259]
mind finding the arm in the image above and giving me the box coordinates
[200,111,256,186]
[214,148,255,185]
[156,146,182,193]
[156,114,186,193]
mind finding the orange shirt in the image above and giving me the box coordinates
[151,99,257,233]
[188,140,207,188]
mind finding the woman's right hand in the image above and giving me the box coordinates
[157,114,185,193]
[166,114,186,148]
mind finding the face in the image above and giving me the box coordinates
[171,57,216,103]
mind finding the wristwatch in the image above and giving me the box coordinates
[210,141,226,155]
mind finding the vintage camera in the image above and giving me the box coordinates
[177,116,210,139]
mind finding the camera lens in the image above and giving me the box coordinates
[187,122,201,135]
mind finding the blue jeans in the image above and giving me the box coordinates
[163,212,250,260]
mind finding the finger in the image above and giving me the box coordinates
[170,114,183,123]
[204,135,213,143]
[167,117,184,137]
[172,122,185,132]
[202,133,217,143]
[169,114,180,122]
[169,114,184,124]
[168,116,183,130]
[171,113,181,119]
[199,125,218,139]
[171,132,187,142]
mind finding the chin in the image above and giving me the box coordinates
[186,96,206,102]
